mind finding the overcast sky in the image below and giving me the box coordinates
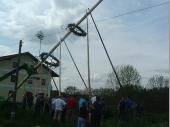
[0,0,169,90]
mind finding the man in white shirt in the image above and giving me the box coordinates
[53,95,66,122]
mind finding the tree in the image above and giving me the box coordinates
[106,64,141,89]
[147,75,169,88]
[64,86,79,95]
[92,88,114,96]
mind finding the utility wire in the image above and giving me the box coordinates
[96,1,169,23]
[30,1,168,42]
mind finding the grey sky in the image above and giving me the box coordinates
[0,0,169,90]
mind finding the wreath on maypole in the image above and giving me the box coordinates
[40,52,60,67]
[67,23,87,37]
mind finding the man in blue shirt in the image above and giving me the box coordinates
[79,97,87,110]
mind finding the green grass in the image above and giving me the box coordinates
[0,104,168,127]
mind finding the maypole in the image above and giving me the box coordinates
[7,0,103,99]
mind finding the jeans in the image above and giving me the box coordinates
[77,117,86,127]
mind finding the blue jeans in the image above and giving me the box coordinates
[77,117,86,127]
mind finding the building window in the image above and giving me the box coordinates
[12,62,17,68]
[10,74,16,82]
[41,79,46,85]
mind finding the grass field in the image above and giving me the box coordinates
[0,103,168,127]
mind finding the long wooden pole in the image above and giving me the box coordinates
[64,41,88,89]
[52,77,59,91]
[11,40,22,120]
[59,44,62,95]
[13,40,22,103]
[86,11,92,97]
[89,12,123,88]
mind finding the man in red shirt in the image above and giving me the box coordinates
[67,96,77,121]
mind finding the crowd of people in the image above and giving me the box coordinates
[51,95,106,127]
[22,92,106,127]
[22,92,143,127]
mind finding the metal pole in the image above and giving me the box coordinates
[86,11,92,97]
[12,40,22,120]
[15,0,103,95]
[64,41,88,90]
[39,39,42,56]
[89,12,123,88]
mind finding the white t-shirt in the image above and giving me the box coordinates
[53,98,66,111]
[91,96,96,104]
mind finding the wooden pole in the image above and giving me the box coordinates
[13,40,22,103]
[89,11,123,88]
[64,41,88,89]
[59,44,62,96]
[52,77,59,91]
[12,40,22,119]
[86,11,92,98]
